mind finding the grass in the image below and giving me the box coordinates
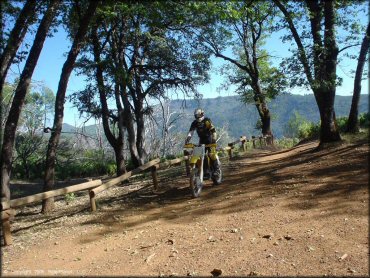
[341,128,369,144]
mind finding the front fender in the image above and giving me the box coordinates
[190,155,200,165]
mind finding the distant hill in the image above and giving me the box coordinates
[62,93,369,141]
[166,93,369,139]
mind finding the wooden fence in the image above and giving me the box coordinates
[1,133,272,245]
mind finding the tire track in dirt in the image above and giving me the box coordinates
[2,140,368,276]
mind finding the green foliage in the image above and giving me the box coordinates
[55,149,117,180]
[274,137,300,149]
[336,116,349,133]
[297,121,320,140]
[64,192,76,204]
[20,85,55,134]
[106,163,117,176]
[359,112,370,127]
[283,110,308,138]
[13,134,45,179]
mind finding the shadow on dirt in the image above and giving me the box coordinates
[8,140,368,245]
[74,140,368,243]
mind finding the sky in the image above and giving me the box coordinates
[7,9,369,127]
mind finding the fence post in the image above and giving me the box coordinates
[267,134,274,145]
[151,164,159,190]
[228,143,234,159]
[227,148,232,159]
[241,136,247,152]
[252,136,256,148]
[89,190,96,212]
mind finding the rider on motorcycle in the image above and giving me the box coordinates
[185,108,221,180]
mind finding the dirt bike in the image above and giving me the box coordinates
[183,143,222,198]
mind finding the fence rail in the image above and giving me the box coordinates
[1,133,273,245]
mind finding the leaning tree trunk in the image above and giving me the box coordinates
[346,22,370,133]
[42,1,99,213]
[0,0,37,94]
[0,0,60,201]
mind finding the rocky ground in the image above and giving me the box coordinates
[1,138,369,277]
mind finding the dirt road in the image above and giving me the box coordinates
[1,140,368,276]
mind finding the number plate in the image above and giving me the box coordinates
[193,145,205,156]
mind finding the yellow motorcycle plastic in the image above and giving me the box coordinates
[183,143,219,197]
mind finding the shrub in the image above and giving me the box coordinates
[359,112,370,128]
[336,116,348,132]
[298,121,320,140]
[274,137,299,149]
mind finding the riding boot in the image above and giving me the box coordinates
[212,158,221,178]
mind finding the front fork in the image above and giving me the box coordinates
[190,154,204,183]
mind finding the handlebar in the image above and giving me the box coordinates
[184,143,217,148]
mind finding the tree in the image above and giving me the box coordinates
[12,86,55,179]
[1,82,15,136]
[183,1,285,138]
[14,133,43,179]
[42,0,99,213]
[72,1,211,169]
[0,0,39,154]
[0,0,38,93]
[0,0,60,201]
[19,85,55,135]
[157,99,185,158]
[272,0,364,145]
[346,22,370,133]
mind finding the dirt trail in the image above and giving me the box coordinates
[1,140,369,277]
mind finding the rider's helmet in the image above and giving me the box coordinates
[194,108,204,122]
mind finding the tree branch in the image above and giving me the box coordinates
[338,43,362,53]
[273,0,314,85]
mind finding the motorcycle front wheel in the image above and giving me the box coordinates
[190,166,203,198]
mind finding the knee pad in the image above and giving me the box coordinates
[209,147,218,161]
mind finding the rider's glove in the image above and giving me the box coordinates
[185,136,191,144]
[211,132,217,143]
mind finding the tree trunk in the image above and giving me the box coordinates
[260,106,272,136]
[114,144,126,176]
[314,89,341,143]
[0,0,60,201]
[254,91,272,137]
[91,23,127,177]
[121,87,142,167]
[274,0,341,147]
[123,104,142,167]
[134,98,147,163]
[346,23,370,133]
[317,0,341,144]
[0,0,37,93]
[42,1,99,213]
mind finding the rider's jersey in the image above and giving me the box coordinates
[188,117,216,144]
